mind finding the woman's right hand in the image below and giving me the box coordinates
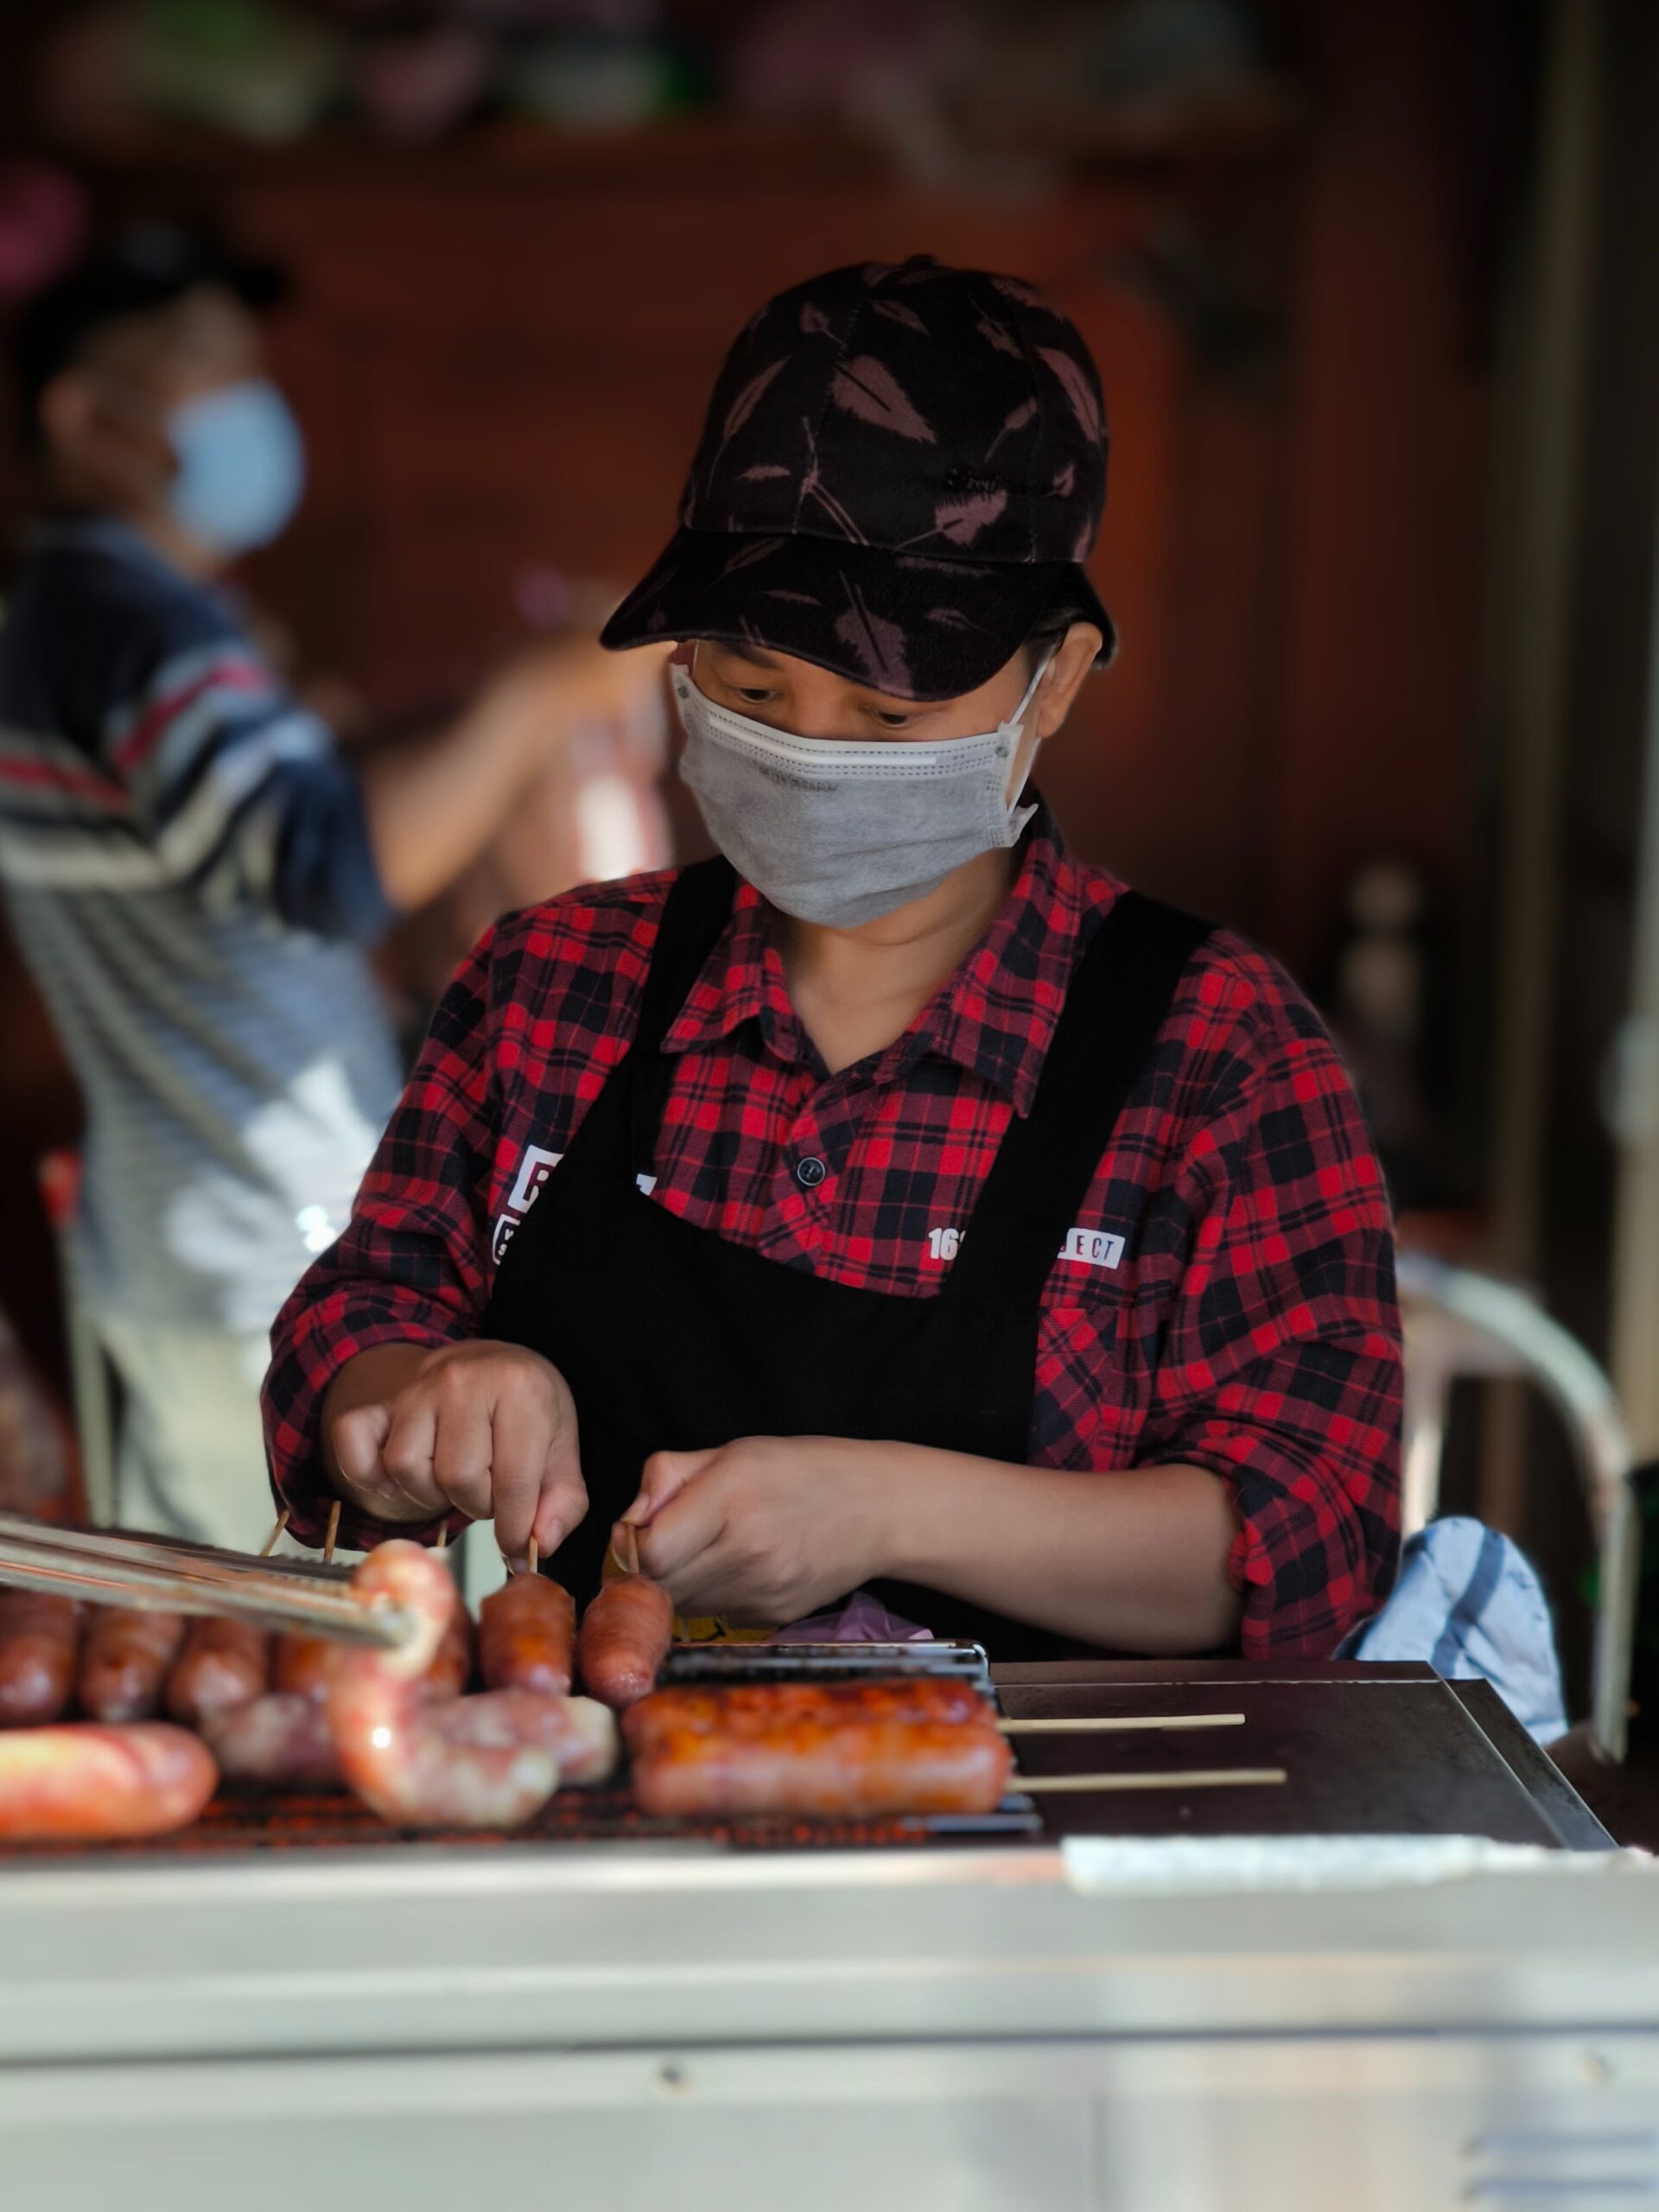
[323,1340,586,1563]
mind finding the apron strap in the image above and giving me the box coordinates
[947,891,1213,1313]
[627,855,739,1173]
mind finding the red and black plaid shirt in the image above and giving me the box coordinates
[264,810,1402,1654]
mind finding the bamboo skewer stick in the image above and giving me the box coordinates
[258,1510,289,1558]
[1015,1766,1287,1795]
[526,1536,539,1576]
[997,1713,1246,1736]
[321,1500,341,1566]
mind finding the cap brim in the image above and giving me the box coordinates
[601,527,1116,702]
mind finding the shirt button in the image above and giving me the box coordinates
[796,1155,828,1189]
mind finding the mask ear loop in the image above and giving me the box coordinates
[1001,646,1058,739]
[999,647,1058,814]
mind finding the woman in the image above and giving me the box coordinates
[264,257,1401,1659]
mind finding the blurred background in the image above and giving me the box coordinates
[0,0,1655,1716]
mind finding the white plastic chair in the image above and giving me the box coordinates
[1396,1249,1640,1760]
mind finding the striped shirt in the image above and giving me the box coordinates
[0,516,402,1333]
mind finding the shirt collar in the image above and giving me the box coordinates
[28,512,168,575]
[659,803,1120,1116]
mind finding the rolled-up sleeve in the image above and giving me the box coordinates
[109,640,394,943]
[262,931,499,1548]
[1137,1038,1402,1655]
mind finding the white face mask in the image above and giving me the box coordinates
[671,652,1052,928]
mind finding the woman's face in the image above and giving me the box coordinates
[688,622,1103,797]
[692,639,1033,742]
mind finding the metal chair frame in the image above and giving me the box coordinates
[1397,1250,1640,1760]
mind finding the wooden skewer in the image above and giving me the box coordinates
[258,1510,289,1558]
[434,1522,448,1552]
[997,1713,1246,1736]
[1016,1766,1287,1795]
[613,1522,640,1577]
[526,1535,539,1577]
[321,1499,341,1566]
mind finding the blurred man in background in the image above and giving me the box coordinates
[0,222,664,1550]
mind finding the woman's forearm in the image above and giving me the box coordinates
[882,1446,1243,1652]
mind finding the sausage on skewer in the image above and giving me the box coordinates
[577,1574,673,1710]
[0,1723,217,1841]
[624,1679,988,1751]
[328,1541,559,1829]
[276,1605,473,1706]
[272,1631,337,1702]
[165,1618,270,1726]
[79,1608,187,1724]
[207,1682,616,1793]
[0,1591,81,1727]
[478,1572,575,1697]
[432,1690,617,1786]
[200,1693,341,1789]
[421,1598,474,1700]
[630,1714,1013,1821]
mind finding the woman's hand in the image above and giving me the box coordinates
[323,1340,586,1562]
[621,1436,894,1624]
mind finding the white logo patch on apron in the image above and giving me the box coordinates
[494,1145,563,1262]
[494,1143,657,1262]
[926,1224,1126,1271]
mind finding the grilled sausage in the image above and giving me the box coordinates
[78,1608,188,1724]
[0,1591,80,1727]
[630,1715,1013,1821]
[164,1618,270,1726]
[623,1679,988,1752]
[432,1691,617,1786]
[272,1632,337,1701]
[577,1574,673,1709]
[200,1693,341,1789]
[421,1596,474,1700]
[273,1592,470,1710]
[328,1542,558,1829]
[478,1572,575,1698]
[272,1606,470,1707]
[0,1722,217,1841]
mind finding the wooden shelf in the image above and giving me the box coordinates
[51,84,1303,198]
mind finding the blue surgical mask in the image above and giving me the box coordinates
[167,379,305,555]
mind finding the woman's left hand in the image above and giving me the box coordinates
[622,1436,895,1624]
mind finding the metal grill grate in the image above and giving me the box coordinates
[0,1641,1040,1859]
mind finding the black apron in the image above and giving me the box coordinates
[483,856,1210,1661]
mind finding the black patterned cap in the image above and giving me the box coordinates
[601,256,1116,702]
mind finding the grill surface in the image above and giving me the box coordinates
[0,1639,1041,1860]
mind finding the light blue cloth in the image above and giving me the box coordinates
[1337,1516,1568,1745]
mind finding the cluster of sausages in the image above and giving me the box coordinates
[0,1544,671,1842]
[0,1593,214,1841]
[1,1554,1008,1835]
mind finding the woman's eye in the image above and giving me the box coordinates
[735,687,773,705]
[874,713,912,730]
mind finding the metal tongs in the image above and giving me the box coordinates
[0,1510,416,1652]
